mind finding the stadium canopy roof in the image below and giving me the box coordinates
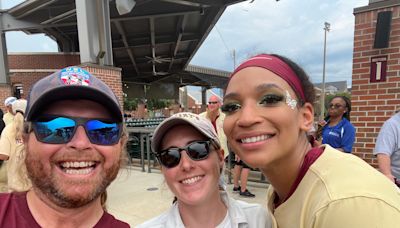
[3,0,245,88]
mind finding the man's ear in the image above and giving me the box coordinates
[299,102,314,132]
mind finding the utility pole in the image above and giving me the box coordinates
[320,22,330,120]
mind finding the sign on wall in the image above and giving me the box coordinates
[370,55,387,83]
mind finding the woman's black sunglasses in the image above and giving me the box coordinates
[155,140,213,168]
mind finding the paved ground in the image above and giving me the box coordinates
[107,166,269,227]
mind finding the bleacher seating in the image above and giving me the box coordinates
[125,117,166,128]
[125,118,165,166]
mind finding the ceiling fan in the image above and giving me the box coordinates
[145,55,172,76]
[145,55,172,64]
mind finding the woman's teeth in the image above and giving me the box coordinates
[241,135,271,143]
[181,176,203,185]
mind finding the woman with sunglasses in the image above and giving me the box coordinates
[138,112,271,228]
[314,95,355,153]
[222,54,400,228]
[0,99,31,192]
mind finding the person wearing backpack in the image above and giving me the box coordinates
[315,95,355,153]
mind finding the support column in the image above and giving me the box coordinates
[0,12,12,108]
[201,86,207,112]
[75,0,113,66]
[182,86,188,111]
[0,31,9,84]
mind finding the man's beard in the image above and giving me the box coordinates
[25,149,120,209]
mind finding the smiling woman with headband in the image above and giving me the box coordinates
[222,53,400,228]
[138,112,271,228]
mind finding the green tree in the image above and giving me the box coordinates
[123,97,138,111]
[146,99,171,110]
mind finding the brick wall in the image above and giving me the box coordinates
[0,85,12,110]
[0,53,123,113]
[80,64,123,109]
[8,53,80,69]
[0,53,80,111]
[352,5,400,167]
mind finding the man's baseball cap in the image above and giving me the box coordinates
[151,112,221,153]
[4,96,17,106]
[25,66,122,122]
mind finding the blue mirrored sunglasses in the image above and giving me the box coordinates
[31,115,122,145]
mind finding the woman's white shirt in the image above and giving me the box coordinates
[137,191,271,228]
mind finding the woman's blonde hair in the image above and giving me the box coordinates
[13,112,24,141]
[8,99,31,191]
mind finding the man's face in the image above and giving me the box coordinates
[25,99,123,208]
[207,96,221,113]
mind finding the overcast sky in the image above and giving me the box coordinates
[2,0,369,87]
[191,0,370,87]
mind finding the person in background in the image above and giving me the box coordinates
[138,112,271,228]
[222,53,400,228]
[0,99,31,192]
[232,155,255,197]
[315,95,355,153]
[374,111,400,187]
[0,109,5,135]
[200,95,234,191]
[200,95,229,158]
[3,97,17,126]
[0,66,129,227]
[0,109,6,192]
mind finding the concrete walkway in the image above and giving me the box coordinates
[107,166,269,227]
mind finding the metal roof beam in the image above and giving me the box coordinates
[113,35,197,50]
[113,33,198,49]
[0,12,76,32]
[9,0,58,19]
[1,10,200,32]
[169,14,187,71]
[41,9,76,25]
[159,0,218,7]
[114,21,139,74]
[41,27,74,52]
[111,9,200,22]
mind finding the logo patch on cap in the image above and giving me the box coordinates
[60,67,91,86]
[175,112,201,121]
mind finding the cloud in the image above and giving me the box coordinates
[191,0,369,87]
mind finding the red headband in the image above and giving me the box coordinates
[230,54,306,101]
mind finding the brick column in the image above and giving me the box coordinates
[0,54,124,114]
[0,53,81,110]
[352,4,400,167]
[79,63,123,110]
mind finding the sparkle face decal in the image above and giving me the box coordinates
[285,90,297,110]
